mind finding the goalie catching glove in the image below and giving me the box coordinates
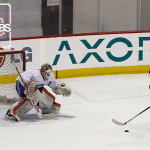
[53,83,71,97]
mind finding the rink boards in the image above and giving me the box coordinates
[3,30,150,78]
[53,65,150,79]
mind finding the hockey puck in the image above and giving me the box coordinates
[125,130,129,132]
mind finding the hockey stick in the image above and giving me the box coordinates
[112,106,150,126]
[12,61,26,87]
[12,61,43,119]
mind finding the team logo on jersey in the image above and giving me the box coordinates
[0,3,11,48]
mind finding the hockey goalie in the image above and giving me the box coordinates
[5,63,71,121]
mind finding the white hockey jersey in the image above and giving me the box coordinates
[16,69,59,89]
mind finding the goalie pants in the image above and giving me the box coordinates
[16,81,26,97]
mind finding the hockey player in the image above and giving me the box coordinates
[5,63,71,121]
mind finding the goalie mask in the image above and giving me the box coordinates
[40,63,52,80]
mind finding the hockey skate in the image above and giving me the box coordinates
[5,109,18,121]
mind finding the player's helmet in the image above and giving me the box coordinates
[40,63,52,80]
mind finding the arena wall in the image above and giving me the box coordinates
[5,31,150,79]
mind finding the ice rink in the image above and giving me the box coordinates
[0,73,150,150]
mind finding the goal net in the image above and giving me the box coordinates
[0,50,26,103]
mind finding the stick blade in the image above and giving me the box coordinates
[112,119,125,126]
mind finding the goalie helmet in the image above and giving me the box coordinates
[40,63,52,80]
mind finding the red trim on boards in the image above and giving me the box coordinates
[11,30,150,41]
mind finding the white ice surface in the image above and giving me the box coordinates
[0,74,150,150]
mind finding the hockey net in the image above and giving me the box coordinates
[0,50,26,104]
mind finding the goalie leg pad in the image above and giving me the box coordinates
[9,83,41,121]
[37,89,55,114]
[10,98,33,121]
[51,102,61,114]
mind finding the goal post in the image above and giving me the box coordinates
[0,50,26,103]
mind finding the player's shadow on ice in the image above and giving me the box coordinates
[21,113,75,122]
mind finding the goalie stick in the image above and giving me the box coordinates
[12,61,55,119]
[112,106,150,126]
